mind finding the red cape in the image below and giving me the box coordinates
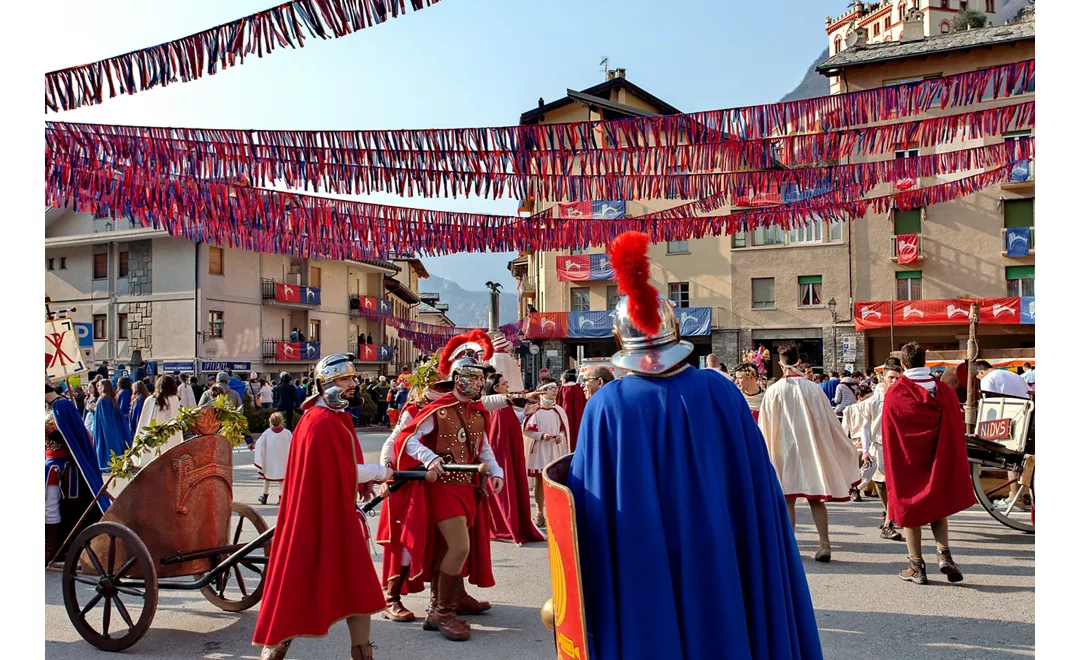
[375,393,495,589]
[555,384,587,452]
[253,406,385,647]
[882,377,976,528]
[486,406,545,544]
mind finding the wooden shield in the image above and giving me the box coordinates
[542,455,590,660]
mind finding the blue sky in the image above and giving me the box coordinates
[47,0,845,291]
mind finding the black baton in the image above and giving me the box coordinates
[359,464,489,515]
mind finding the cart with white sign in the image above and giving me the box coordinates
[966,391,1035,533]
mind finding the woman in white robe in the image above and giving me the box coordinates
[522,383,570,527]
[133,375,185,465]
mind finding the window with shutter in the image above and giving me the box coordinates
[606,285,620,311]
[1006,266,1034,297]
[571,288,591,312]
[894,209,922,235]
[93,253,108,280]
[751,278,775,309]
[1004,199,1034,228]
[798,275,823,307]
[118,251,129,278]
[895,271,923,301]
[208,246,224,275]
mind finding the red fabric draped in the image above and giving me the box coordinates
[555,385,587,453]
[253,406,385,647]
[881,377,976,528]
[376,393,495,588]
[486,406,544,544]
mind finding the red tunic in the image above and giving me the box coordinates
[881,377,976,528]
[376,393,495,589]
[252,406,385,647]
[555,384,586,452]
[486,406,545,544]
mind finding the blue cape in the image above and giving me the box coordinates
[129,395,146,439]
[567,366,822,660]
[53,399,110,513]
[117,388,132,420]
[93,397,131,470]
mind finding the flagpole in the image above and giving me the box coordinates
[889,288,895,356]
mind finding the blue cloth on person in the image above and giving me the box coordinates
[53,399,110,513]
[567,366,822,660]
[93,397,131,471]
[117,388,132,422]
[129,396,146,440]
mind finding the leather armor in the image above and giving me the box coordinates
[425,403,485,485]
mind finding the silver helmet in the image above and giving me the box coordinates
[314,353,358,385]
[609,294,694,375]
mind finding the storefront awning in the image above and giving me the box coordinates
[854,297,1034,332]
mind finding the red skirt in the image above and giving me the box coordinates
[425,482,477,524]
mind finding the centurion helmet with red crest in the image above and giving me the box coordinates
[433,329,495,389]
[608,231,694,375]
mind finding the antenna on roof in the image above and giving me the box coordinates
[599,57,609,74]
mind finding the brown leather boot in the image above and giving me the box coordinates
[45,523,61,566]
[422,570,440,629]
[423,573,470,641]
[454,576,491,615]
[383,576,416,622]
[351,642,377,660]
[260,640,291,660]
[899,556,928,585]
[937,548,964,583]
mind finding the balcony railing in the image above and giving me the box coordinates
[261,279,321,308]
[1001,227,1035,256]
[890,234,924,262]
[262,339,321,363]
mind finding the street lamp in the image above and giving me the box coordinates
[827,298,838,373]
[827,298,838,323]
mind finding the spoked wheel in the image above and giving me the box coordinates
[199,501,271,611]
[62,522,158,652]
[971,455,1035,533]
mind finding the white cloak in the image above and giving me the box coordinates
[758,376,860,500]
[523,405,570,476]
[254,427,293,482]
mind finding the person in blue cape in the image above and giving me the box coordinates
[92,379,131,469]
[116,376,133,424]
[129,380,150,439]
[46,383,110,565]
[566,232,822,660]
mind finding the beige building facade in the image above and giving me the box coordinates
[45,208,427,381]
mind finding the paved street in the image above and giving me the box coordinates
[46,431,1034,659]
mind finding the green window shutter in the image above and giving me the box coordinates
[797,275,822,285]
[1006,265,1035,280]
[1004,199,1034,228]
[894,209,922,235]
[896,270,923,280]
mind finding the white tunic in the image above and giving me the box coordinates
[860,385,887,482]
[254,427,293,481]
[523,405,571,477]
[134,395,185,465]
[758,375,860,500]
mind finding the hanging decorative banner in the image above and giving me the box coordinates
[274,282,300,304]
[673,307,712,337]
[979,297,1023,325]
[734,192,782,207]
[45,0,442,113]
[1020,297,1035,325]
[525,308,711,340]
[46,318,89,381]
[854,298,1029,331]
[589,253,614,280]
[854,302,894,331]
[567,311,613,339]
[523,313,569,340]
[1005,227,1031,257]
[1010,160,1032,182]
[896,234,920,264]
[301,341,321,360]
[355,344,392,363]
[555,254,614,282]
[275,342,303,361]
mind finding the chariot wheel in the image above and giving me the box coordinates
[62,522,158,652]
[199,501,271,611]
[971,456,1035,533]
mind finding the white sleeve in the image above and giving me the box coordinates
[477,438,504,479]
[861,419,872,451]
[480,394,508,411]
[404,416,439,467]
[381,410,414,466]
[357,464,392,483]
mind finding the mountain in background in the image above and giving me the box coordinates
[779,0,1028,101]
[421,274,519,329]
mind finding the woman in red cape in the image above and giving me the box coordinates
[483,373,544,544]
[882,342,975,585]
[253,357,386,660]
[554,371,586,452]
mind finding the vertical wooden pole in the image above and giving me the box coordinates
[964,303,981,435]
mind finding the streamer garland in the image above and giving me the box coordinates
[45,151,1027,258]
[46,113,1034,203]
[45,0,441,113]
[45,100,1033,195]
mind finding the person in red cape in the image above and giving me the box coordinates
[882,342,976,585]
[253,354,392,660]
[484,371,545,544]
[382,332,506,642]
[554,369,586,451]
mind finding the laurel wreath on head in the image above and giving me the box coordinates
[107,396,249,478]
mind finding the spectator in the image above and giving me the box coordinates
[370,376,391,425]
[297,329,307,342]
[272,373,301,430]
[290,327,300,341]
[135,376,184,461]
[142,376,155,395]
[245,372,262,408]
[200,371,243,408]
[228,372,246,404]
[975,360,1031,399]
[821,371,841,401]
[581,365,614,400]
[190,376,206,404]
[1020,362,1035,386]
[72,385,86,416]
[177,373,197,408]
[259,378,274,409]
[95,361,110,382]
[833,371,859,414]
[705,354,733,380]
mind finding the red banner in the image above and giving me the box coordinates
[733,191,782,207]
[979,297,1022,324]
[275,282,300,303]
[854,301,893,331]
[356,344,378,362]
[896,233,920,264]
[556,255,591,281]
[276,342,301,361]
[556,202,591,219]
[524,312,568,340]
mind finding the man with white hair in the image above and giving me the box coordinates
[705,354,733,380]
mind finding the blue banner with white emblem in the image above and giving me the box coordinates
[567,311,613,339]
[301,342,321,360]
[589,253,615,280]
[301,286,321,305]
[674,307,712,337]
[1005,227,1031,257]
[1020,297,1035,325]
[591,200,626,219]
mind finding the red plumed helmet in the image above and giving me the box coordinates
[437,329,495,376]
[608,231,661,335]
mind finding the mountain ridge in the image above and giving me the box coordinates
[420,274,519,329]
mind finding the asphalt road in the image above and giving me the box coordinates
[45,430,1034,659]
